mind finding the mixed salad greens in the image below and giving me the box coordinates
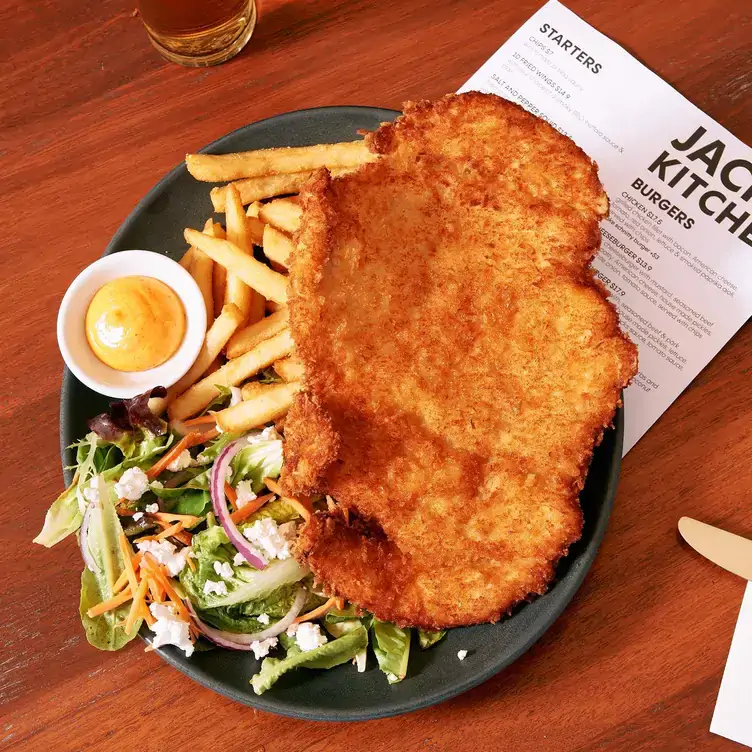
[34,386,445,692]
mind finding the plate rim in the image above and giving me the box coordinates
[59,104,624,722]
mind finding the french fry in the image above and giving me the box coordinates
[209,222,227,318]
[226,307,289,359]
[184,228,288,304]
[215,381,301,433]
[188,218,214,324]
[266,300,285,314]
[166,304,244,403]
[246,201,262,218]
[259,198,302,234]
[210,166,353,211]
[203,356,222,377]
[179,248,195,270]
[262,224,294,269]
[246,216,265,246]
[169,329,295,420]
[274,355,305,383]
[186,141,372,182]
[224,184,261,327]
[241,381,281,400]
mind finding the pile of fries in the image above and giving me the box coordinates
[154,139,375,433]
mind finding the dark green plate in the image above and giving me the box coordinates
[60,106,625,721]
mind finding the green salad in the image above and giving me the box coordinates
[34,387,445,692]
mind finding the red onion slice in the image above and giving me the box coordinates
[185,587,307,649]
[210,438,267,570]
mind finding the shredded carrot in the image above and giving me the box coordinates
[195,427,220,443]
[126,577,149,633]
[147,433,198,480]
[263,478,313,521]
[229,492,274,524]
[335,598,346,610]
[153,512,202,527]
[142,554,193,625]
[113,553,141,594]
[224,482,238,511]
[342,507,350,525]
[141,602,156,628]
[183,414,217,427]
[155,521,184,540]
[153,517,193,545]
[113,569,129,594]
[187,556,197,573]
[147,576,164,604]
[86,587,133,618]
[118,533,139,596]
[295,597,338,624]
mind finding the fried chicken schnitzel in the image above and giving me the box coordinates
[282,92,637,629]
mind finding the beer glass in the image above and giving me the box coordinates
[138,0,257,67]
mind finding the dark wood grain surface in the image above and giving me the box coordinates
[2,0,751,749]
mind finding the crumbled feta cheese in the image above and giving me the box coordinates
[149,603,194,657]
[166,449,192,473]
[145,502,159,514]
[213,560,234,580]
[114,467,149,501]
[247,425,282,444]
[257,613,270,625]
[250,637,278,659]
[136,539,192,576]
[233,552,247,566]
[294,622,328,652]
[457,650,468,661]
[230,386,243,406]
[225,465,233,480]
[203,580,228,596]
[132,512,144,522]
[235,480,257,508]
[242,518,295,561]
[150,480,164,490]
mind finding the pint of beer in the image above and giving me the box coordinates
[138,0,257,67]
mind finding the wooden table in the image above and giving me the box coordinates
[3,0,751,749]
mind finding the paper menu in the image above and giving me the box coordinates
[711,583,752,747]
[459,0,752,455]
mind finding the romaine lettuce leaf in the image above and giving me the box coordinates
[33,478,81,548]
[230,440,283,490]
[179,525,309,609]
[239,498,301,528]
[78,476,141,650]
[372,619,411,683]
[196,582,323,633]
[325,619,369,671]
[251,625,368,695]
[418,629,446,649]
